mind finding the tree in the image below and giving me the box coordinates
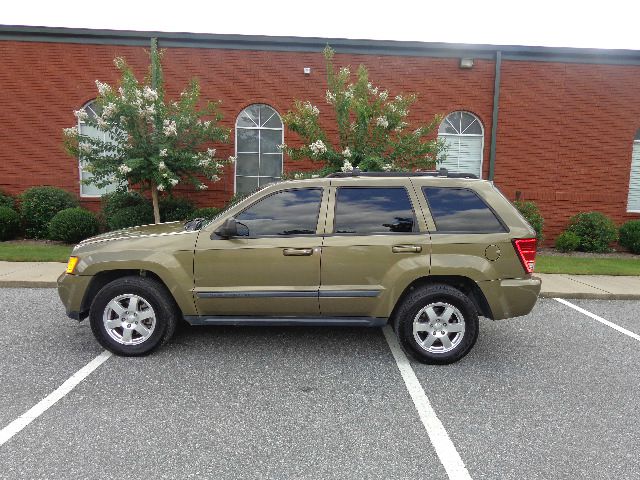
[281,46,444,176]
[63,39,233,223]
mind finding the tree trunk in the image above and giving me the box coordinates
[150,183,161,224]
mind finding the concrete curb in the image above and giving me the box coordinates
[0,281,58,288]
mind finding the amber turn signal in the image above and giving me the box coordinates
[66,256,79,274]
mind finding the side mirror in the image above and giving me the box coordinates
[213,217,239,239]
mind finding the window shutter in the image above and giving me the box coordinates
[438,136,483,178]
[628,142,640,212]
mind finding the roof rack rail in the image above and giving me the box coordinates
[325,167,478,179]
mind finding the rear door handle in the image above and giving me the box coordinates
[392,245,422,253]
[283,248,314,256]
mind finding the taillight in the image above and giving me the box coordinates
[512,238,537,274]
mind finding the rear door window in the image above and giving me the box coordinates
[334,187,417,234]
[422,187,505,233]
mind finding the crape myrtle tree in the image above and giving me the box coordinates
[63,39,233,224]
[281,46,445,176]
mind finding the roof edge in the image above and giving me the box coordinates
[1,24,640,65]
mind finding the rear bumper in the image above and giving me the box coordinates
[478,276,541,320]
[57,272,92,321]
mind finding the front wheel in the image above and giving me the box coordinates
[393,284,479,365]
[89,276,178,356]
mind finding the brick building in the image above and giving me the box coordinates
[1,25,639,241]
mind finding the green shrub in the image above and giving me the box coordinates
[619,220,640,254]
[0,189,15,210]
[101,191,149,218]
[514,200,544,243]
[566,211,618,253]
[555,231,581,252]
[192,207,221,220]
[19,186,79,239]
[107,204,154,230]
[48,208,100,243]
[159,197,195,222]
[0,206,20,241]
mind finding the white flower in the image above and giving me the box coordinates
[228,156,237,163]
[158,161,167,171]
[169,178,179,187]
[367,82,378,95]
[96,117,107,129]
[163,119,177,136]
[382,163,393,172]
[143,104,155,117]
[74,109,88,121]
[210,175,220,182]
[394,121,407,132]
[339,67,350,76]
[143,86,158,101]
[118,164,132,175]
[159,149,168,158]
[294,173,304,180]
[376,116,389,128]
[398,109,408,117]
[309,140,327,155]
[413,128,422,136]
[389,104,397,112]
[207,148,216,157]
[102,103,116,119]
[78,142,92,154]
[198,158,210,167]
[113,57,125,69]
[326,90,336,104]
[303,101,320,116]
[203,120,211,128]
[63,126,78,136]
[342,147,352,158]
[341,160,354,172]
[198,183,209,190]
[395,95,403,101]
[344,90,353,100]
[95,80,111,96]
[157,184,165,191]
[379,90,388,101]
[277,144,287,151]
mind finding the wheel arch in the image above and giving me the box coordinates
[79,269,187,320]
[390,275,494,321]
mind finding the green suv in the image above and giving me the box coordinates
[58,171,541,364]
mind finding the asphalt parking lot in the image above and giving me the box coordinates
[1,289,639,479]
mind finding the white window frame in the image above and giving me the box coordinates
[437,111,484,179]
[77,100,119,198]
[628,131,640,213]
[234,104,284,194]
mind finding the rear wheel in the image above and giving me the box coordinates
[89,276,178,356]
[394,284,479,364]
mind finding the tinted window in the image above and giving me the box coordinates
[334,187,416,234]
[236,188,322,236]
[423,187,504,233]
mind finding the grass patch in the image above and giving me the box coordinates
[537,255,640,275]
[0,242,73,262]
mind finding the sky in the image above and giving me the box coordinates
[3,0,640,50]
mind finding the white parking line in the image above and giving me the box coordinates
[554,298,640,342]
[0,350,112,447]
[382,325,472,480]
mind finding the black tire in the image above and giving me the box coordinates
[89,276,178,356]
[393,284,479,365]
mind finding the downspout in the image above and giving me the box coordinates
[489,50,502,181]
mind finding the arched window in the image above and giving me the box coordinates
[235,104,283,194]
[628,128,640,212]
[78,100,118,197]
[437,111,484,178]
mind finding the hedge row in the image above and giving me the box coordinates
[0,187,220,244]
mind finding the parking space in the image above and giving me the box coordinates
[1,289,639,479]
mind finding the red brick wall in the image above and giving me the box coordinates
[0,39,638,241]
[495,60,640,240]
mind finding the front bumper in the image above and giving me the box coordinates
[478,276,542,320]
[57,272,92,321]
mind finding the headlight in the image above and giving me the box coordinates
[66,256,79,274]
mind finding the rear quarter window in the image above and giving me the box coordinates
[422,187,505,233]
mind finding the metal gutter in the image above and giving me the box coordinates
[489,51,502,181]
[1,25,640,65]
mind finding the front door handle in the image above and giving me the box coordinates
[283,248,314,256]
[392,245,422,253]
